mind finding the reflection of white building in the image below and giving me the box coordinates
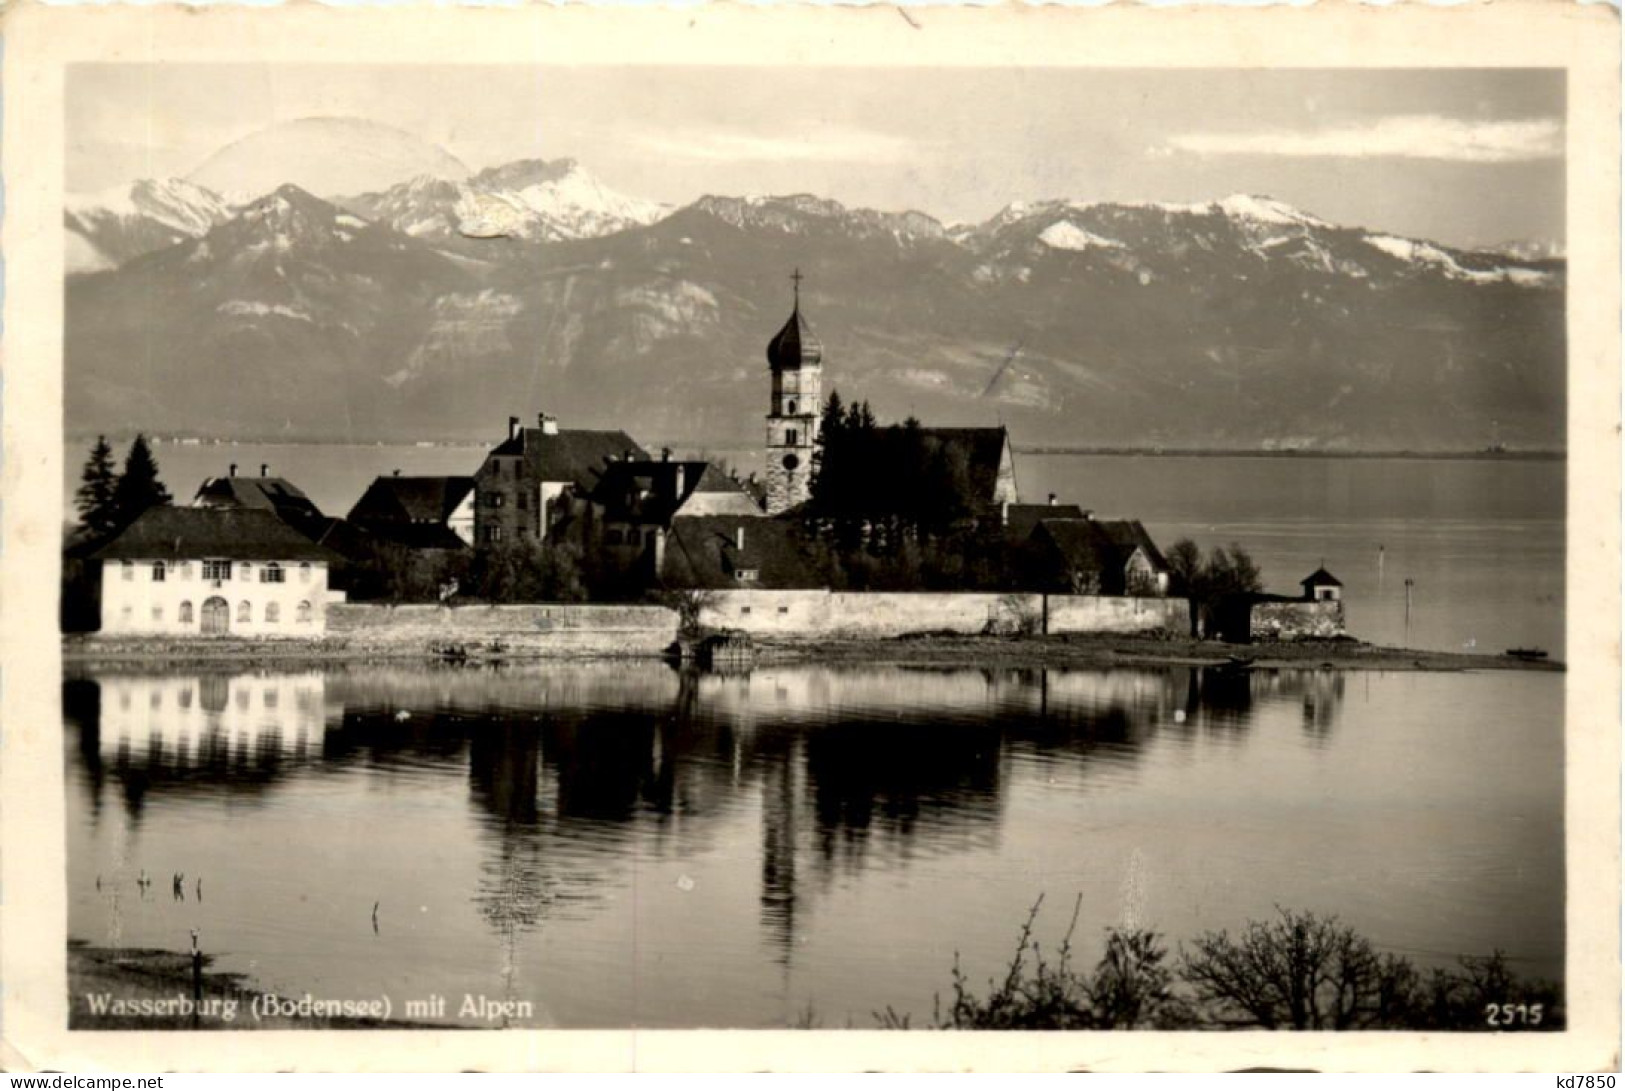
[88,508,342,636]
[97,673,328,766]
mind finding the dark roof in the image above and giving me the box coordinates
[305,516,382,562]
[1301,567,1343,587]
[487,428,647,492]
[1095,520,1169,572]
[1002,502,1086,541]
[1031,517,1169,576]
[348,476,474,526]
[766,305,823,371]
[592,459,754,525]
[89,506,341,563]
[193,476,323,522]
[1032,518,1117,575]
[662,515,823,590]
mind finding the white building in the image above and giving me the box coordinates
[89,507,343,637]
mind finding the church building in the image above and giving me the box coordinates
[763,270,823,515]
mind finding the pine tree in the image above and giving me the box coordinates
[74,435,120,536]
[108,434,172,529]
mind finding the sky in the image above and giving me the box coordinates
[67,65,1564,250]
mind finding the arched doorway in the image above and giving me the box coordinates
[201,596,230,635]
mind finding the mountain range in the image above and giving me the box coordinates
[65,159,1566,452]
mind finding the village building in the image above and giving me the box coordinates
[347,474,475,550]
[1000,497,1087,541]
[587,453,764,582]
[660,516,822,590]
[473,413,645,545]
[87,506,343,636]
[193,464,325,532]
[1027,516,1171,596]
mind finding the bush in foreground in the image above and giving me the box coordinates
[886,900,1561,1032]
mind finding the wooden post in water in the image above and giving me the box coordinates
[1404,578,1415,647]
[190,928,202,1028]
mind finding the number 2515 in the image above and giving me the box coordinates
[1484,1003,1544,1027]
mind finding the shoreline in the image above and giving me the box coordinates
[62,631,1563,673]
[67,941,435,1030]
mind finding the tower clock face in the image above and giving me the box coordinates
[782,453,800,471]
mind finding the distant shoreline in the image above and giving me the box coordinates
[64,435,1566,463]
[1010,447,1566,461]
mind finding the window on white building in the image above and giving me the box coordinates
[786,429,799,446]
[179,601,194,624]
[297,601,313,623]
[240,562,253,580]
[237,601,252,622]
[152,561,167,582]
[204,560,232,581]
[266,602,280,623]
[299,562,312,583]
[151,605,163,622]
[121,561,133,581]
[261,563,284,584]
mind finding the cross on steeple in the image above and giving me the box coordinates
[790,267,804,308]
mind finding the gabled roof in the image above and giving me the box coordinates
[1002,502,1086,541]
[916,427,1014,508]
[1032,518,1117,575]
[348,476,474,526]
[487,428,647,492]
[592,459,757,525]
[89,506,341,563]
[193,476,323,522]
[1095,520,1170,572]
[1301,567,1343,587]
[662,515,823,590]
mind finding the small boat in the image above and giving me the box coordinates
[1505,647,1549,661]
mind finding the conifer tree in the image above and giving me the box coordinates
[108,434,172,529]
[74,435,120,536]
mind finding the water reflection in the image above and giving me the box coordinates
[67,661,1351,973]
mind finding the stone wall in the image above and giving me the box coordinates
[1249,600,1347,642]
[699,590,1188,637]
[1047,594,1190,634]
[327,603,679,654]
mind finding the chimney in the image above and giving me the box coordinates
[1001,500,1010,526]
[260,463,269,478]
[674,463,686,500]
[392,468,401,477]
[624,449,635,462]
[736,526,745,551]
[1082,509,1094,521]
[539,412,558,436]
[508,416,520,441]
[1048,493,1058,506]
[660,447,671,462]
[229,463,237,478]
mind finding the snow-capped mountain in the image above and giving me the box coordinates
[341,158,669,243]
[66,180,1565,451]
[65,178,236,273]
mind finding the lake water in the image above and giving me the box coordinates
[66,661,1564,1029]
[65,441,1565,657]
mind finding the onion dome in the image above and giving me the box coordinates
[766,306,823,371]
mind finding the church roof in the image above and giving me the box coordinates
[766,306,823,371]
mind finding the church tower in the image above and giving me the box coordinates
[764,269,823,515]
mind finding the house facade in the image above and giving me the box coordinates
[589,455,764,584]
[473,413,646,545]
[90,507,343,636]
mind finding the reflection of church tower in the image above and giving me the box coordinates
[764,269,823,515]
